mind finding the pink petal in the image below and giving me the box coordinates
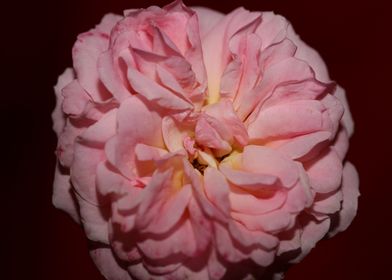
[329,162,360,236]
[52,163,80,223]
[228,221,279,250]
[71,142,105,205]
[202,8,261,103]
[238,57,315,121]
[262,78,330,109]
[312,190,343,214]
[75,191,110,243]
[191,7,224,38]
[72,29,112,102]
[294,215,331,262]
[137,218,197,259]
[195,115,231,153]
[219,165,277,188]
[56,118,87,167]
[231,210,292,233]
[242,145,298,188]
[79,109,117,145]
[286,24,330,83]
[90,246,132,280]
[305,148,343,193]
[203,167,231,216]
[333,127,349,160]
[187,196,213,253]
[334,85,355,137]
[61,80,91,116]
[248,100,324,141]
[228,186,286,215]
[256,12,288,50]
[204,99,249,147]
[208,248,227,280]
[98,50,131,102]
[106,96,163,178]
[95,13,122,34]
[213,222,247,263]
[127,67,193,111]
[52,68,74,136]
[275,131,331,160]
[162,116,189,153]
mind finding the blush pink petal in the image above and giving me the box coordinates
[207,248,227,280]
[248,100,324,141]
[333,128,350,160]
[61,80,91,116]
[312,190,343,214]
[52,163,80,223]
[214,222,247,263]
[136,169,192,234]
[237,57,315,121]
[329,162,360,236]
[195,115,232,153]
[75,192,110,244]
[262,78,329,109]
[72,28,112,102]
[306,148,343,193]
[242,145,298,188]
[203,167,231,217]
[202,8,261,103]
[71,142,105,205]
[204,99,249,147]
[286,24,330,83]
[219,165,277,188]
[187,196,214,253]
[79,109,117,145]
[106,96,164,178]
[228,221,279,250]
[231,210,292,233]
[138,218,197,259]
[294,216,331,262]
[275,131,331,160]
[56,119,87,167]
[127,67,193,111]
[52,68,74,136]
[95,13,123,34]
[191,7,224,38]
[90,246,132,280]
[228,186,286,215]
[335,85,355,137]
[255,12,288,50]
[98,50,132,102]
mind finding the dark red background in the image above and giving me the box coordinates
[5,0,391,279]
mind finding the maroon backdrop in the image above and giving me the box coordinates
[5,0,391,279]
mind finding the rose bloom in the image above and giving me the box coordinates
[52,1,359,279]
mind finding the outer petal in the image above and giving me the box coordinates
[52,68,74,136]
[329,162,360,236]
[305,148,343,193]
[90,246,132,280]
[52,163,80,223]
[191,7,224,38]
[72,29,112,102]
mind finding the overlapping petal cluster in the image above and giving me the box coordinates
[52,1,359,279]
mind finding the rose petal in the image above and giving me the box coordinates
[305,148,343,193]
[242,145,298,188]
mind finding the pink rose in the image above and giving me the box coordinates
[52,1,359,279]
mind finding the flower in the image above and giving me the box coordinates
[52,1,359,279]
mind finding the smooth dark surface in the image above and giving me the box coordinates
[5,0,391,279]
